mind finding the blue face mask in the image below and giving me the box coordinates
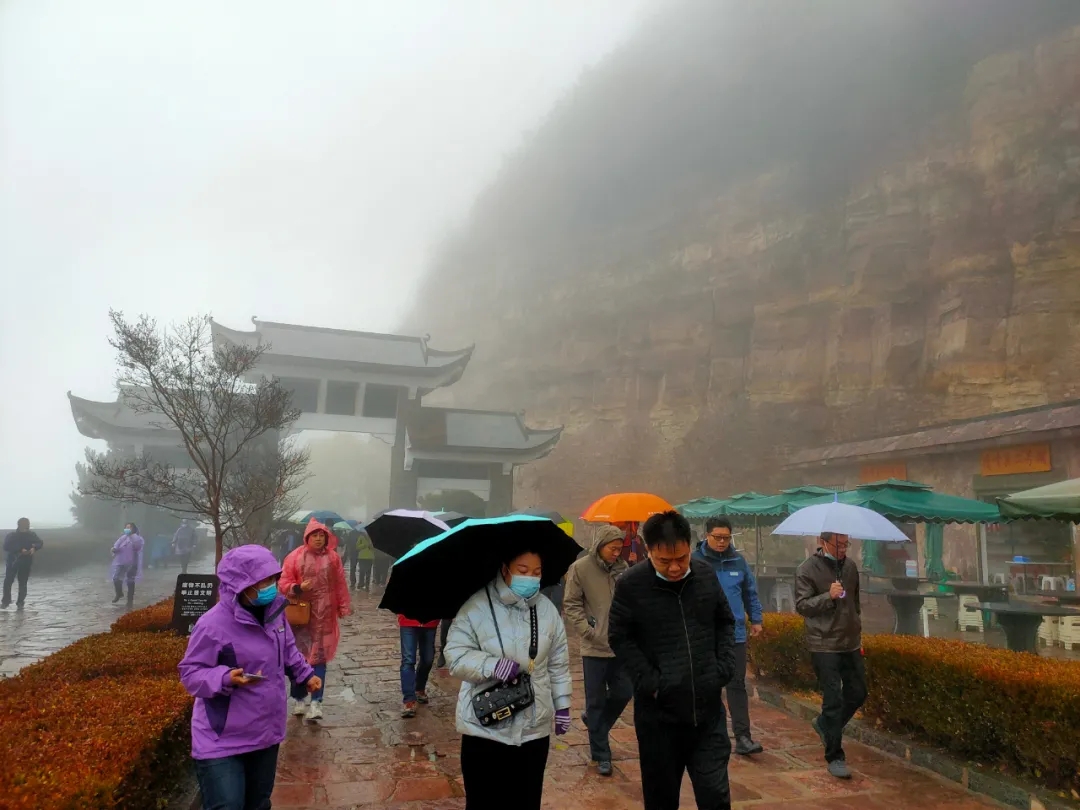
[123,528,133,535]
[655,567,691,582]
[250,584,278,606]
[509,575,541,600]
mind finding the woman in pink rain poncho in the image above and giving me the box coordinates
[279,520,350,721]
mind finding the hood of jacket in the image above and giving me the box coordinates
[590,525,629,573]
[303,520,339,553]
[216,544,283,603]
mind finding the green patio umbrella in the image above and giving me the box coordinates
[998,478,1080,522]
[677,497,730,520]
[924,524,946,581]
[796,479,1002,523]
[861,538,886,575]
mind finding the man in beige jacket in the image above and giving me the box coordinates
[564,524,631,776]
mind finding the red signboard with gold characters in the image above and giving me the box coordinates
[980,444,1052,477]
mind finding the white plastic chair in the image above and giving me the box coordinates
[958,594,984,633]
[1040,576,1066,592]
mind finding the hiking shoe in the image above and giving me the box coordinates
[416,691,429,704]
[291,698,308,717]
[735,736,763,756]
[401,702,417,718]
[597,760,613,777]
[812,715,826,746]
[828,759,852,779]
[581,712,589,728]
[306,701,323,721]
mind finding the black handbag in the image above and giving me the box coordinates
[471,587,538,726]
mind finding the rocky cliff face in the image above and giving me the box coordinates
[406,2,1080,514]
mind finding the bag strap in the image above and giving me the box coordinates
[485,586,539,671]
[484,586,507,658]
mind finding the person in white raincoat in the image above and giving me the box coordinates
[445,547,573,810]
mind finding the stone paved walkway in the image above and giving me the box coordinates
[0,558,213,676]
[272,590,1003,809]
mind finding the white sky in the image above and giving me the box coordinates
[0,0,651,526]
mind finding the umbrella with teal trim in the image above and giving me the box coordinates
[378,515,582,623]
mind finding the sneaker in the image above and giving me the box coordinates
[306,701,323,721]
[401,702,417,718]
[291,698,308,717]
[597,760,613,777]
[0,601,8,609]
[811,715,826,747]
[416,691,429,705]
[436,652,446,669]
[828,759,852,779]
[735,736,763,756]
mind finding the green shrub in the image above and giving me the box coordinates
[750,613,1080,793]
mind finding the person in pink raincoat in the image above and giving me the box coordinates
[279,520,350,721]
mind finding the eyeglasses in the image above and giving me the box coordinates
[709,534,732,541]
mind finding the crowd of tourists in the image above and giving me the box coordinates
[176,510,867,810]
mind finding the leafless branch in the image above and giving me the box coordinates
[80,310,308,564]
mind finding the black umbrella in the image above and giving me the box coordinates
[365,509,450,560]
[433,511,470,528]
[378,515,582,623]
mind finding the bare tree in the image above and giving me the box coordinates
[81,311,310,565]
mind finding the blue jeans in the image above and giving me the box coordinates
[195,744,279,810]
[400,626,436,703]
[289,662,326,702]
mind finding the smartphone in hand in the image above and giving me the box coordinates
[241,672,267,681]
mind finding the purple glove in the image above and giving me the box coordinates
[554,709,571,736]
[493,658,520,682]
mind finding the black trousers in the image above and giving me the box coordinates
[2,557,32,606]
[439,618,452,650]
[725,643,751,739]
[811,650,867,763]
[636,712,731,810]
[460,734,549,810]
[353,558,373,588]
[582,655,633,761]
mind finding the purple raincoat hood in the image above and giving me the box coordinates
[216,544,282,602]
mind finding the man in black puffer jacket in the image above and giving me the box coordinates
[608,510,736,810]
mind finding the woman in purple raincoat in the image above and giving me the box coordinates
[179,544,322,810]
[110,522,144,607]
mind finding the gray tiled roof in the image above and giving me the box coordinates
[408,407,562,453]
[68,391,177,438]
[211,319,473,370]
[789,399,1080,467]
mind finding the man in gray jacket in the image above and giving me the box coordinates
[563,524,631,776]
[794,532,866,780]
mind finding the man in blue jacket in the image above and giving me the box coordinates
[694,517,764,756]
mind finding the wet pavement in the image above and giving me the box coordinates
[272,590,1004,809]
[0,558,213,677]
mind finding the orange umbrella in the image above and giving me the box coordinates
[581,492,674,523]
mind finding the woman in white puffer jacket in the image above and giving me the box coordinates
[445,548,573,810]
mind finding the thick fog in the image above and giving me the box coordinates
[0,0,651,526]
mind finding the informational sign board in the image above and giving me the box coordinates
[980,444,1052,477]
[171,574,220,635]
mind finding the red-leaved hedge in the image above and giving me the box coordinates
[111,596,175,634]
[749,613,1080,793]
[0,598,193,809]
